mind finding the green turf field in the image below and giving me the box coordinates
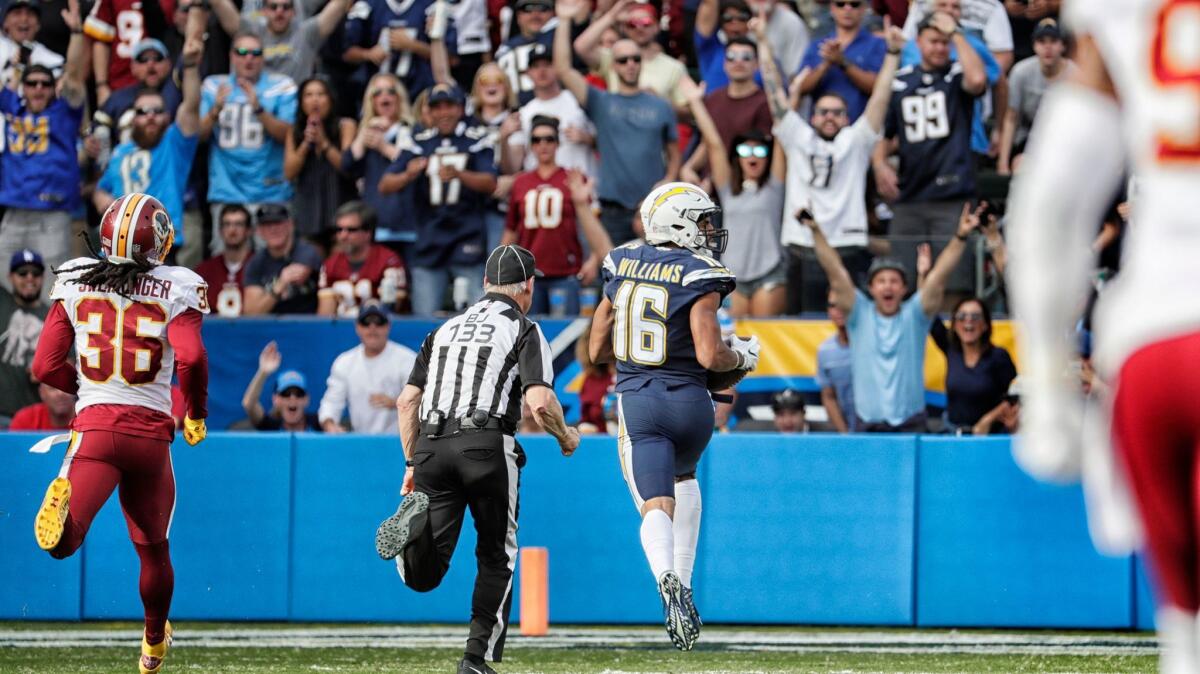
[0,622,1159,673]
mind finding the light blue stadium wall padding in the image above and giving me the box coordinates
[916,436,1133,628]
[0,435,83,619]
[700,434,917,624]
[1135,555,1157,631]
[81,434,292,620]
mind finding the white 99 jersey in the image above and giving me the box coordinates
[50,259,210,416]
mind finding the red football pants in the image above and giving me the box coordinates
[1113,331,1200,613]
[50,430,175,643]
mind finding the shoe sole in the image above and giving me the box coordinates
[34,478,71,551]
[375,492,429,560]
[657,572,696,651]
[139,620,173,674]
[682,586,702,648]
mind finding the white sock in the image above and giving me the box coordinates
[1158,606,1198,674]
[672,479,702,588]
[639,509,675,582]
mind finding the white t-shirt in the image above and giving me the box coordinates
[766,4,809,77]
[903,0,1013,54]
[775,110,879,248]
[0,36,65,83]
[318,341,416,433]
[509,90,597,176]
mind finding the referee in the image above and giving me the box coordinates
[375,244,580,674]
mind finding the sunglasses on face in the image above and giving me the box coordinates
[234,46,264,57]
[477,75,507,86]
[519,3,552,12]
[266,2,294,10]
[725,51,756,62]
[369,86,398,98]
[955,311,984,322]
[359,317,388,327]
[335,225,364,233]
[530,134,558,145]
[12,267,42,278]
[735,143,768,158]
[135,52,166,64]
[814,106,847,117]
[277,388,306,398]
[833,0,863,7]
[134,106,166,116]
[614,54,642,64]
[721,12,751,22]
[22,78,52,89]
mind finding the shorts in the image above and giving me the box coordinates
[735,258,787,298]
[616,380,714,508]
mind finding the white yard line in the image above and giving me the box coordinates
[0,626,1158,656]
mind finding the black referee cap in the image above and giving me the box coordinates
[485,245,544,285]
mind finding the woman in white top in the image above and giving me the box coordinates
[682,76,787,317]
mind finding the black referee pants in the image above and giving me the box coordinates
[401,430,525,663]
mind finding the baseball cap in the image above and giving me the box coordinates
[1032,17,1063,41]
[256,203,290,224]
[9,248,43,273]
[427,83,465,106]
[627,2,657,21]
[485,244,544,285]
[132,38,170,60]
[357,300,390,325]
[867,257,908,284]
[772,388,805,412]
[4,0,40,19]
[275,370,307,394]
[526,42,551,65]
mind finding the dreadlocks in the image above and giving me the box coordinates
[55,253,156,300]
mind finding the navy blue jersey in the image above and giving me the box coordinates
[601,242,736,393]
[884,62,979,203]
[345,0,457,96]
[495,19,587,106]
[392,122,496,268]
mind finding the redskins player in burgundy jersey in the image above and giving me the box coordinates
[317,201,407,317]
[31,193,208,674]
[503,115,611,315]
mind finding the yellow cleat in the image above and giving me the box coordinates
[139,620,173,674]
[34,477,71,551]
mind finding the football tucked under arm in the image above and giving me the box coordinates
[705,334,760,392]
[706,367,750,392]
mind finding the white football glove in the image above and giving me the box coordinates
[728,335,761,371]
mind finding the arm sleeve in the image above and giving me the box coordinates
[406,332,436,389]
[167,308,209,419]
[31,302,79,395]
[83,0,116,42]
[814,347,830,388]
[317,355,349,424]
[517,322,554,390]
[344,0,371,46]
[929,318,949,354]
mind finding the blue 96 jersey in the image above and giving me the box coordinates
[601,242,736,393]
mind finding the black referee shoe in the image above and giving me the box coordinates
[375,492,429,560]
[456,657,496,674]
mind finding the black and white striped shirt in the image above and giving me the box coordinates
[407,293,555,433]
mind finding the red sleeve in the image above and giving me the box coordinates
[31,302,80,395]
[505,179,522,232]
[167,309,208,420]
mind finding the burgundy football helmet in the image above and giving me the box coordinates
[98,193,174,265]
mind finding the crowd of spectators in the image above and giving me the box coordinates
[0,0,1076,434]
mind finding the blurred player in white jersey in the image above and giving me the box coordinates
[1009,2,1200,672]
[30,193,210,674]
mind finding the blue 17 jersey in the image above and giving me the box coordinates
[601,242,736,393]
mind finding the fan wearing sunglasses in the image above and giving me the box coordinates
[199,33,297,230]
[693,0,756,90]
[95,32,205,256]
[794,0,887,123]
[206,0,354,85]
[682,76,786,318]
[572,0,690,108]
[0,249,48,421]
[0,0,88,280]
[0,0,64,92]
[929,293,1016,436]
[88,38,183,173]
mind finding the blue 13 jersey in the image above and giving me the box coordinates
[601,242,736,393]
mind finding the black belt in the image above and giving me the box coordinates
[423,410,508,439]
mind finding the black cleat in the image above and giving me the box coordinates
[682,585,702,646]
[657,571,697,651]
[375,491,429,560]
[456,657,497,674]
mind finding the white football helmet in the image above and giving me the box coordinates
[640,182,726,254]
